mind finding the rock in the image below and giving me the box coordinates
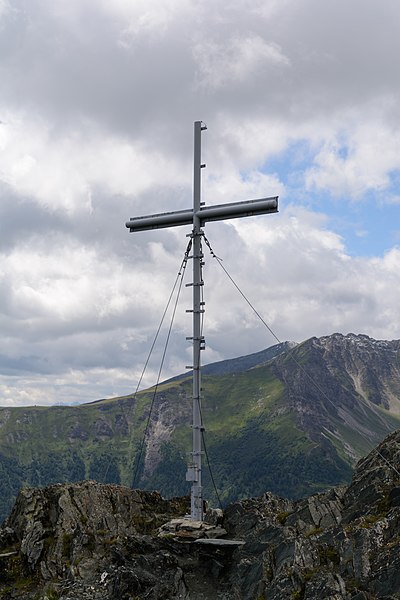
[1,431,400,598]
[158,517,227,540]
[221,430,400,599]
[204,507,223,525]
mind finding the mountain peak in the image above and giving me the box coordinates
[316,331,399,350]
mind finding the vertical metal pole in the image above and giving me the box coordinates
[191,120,204,520]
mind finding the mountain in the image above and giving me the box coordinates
[0,332,399,523]
[0,430,399,599]
[164,340,296,381]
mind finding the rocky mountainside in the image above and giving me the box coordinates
[0,430,399,599]
[272,333,400,457]
[0,333,399,522]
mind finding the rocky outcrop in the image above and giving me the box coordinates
[0,482,189,599]
[0,431,400,599]
[221,429,400,599]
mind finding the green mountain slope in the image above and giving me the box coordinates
[0,332,399,522]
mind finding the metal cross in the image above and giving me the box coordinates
[126,121,278,521]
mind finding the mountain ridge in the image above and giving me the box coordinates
[163,340,297,383]
[0,332,399,523]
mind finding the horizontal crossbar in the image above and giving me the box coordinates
[126,196,278,232]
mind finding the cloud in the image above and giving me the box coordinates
[0,110,190,214]
[0,0,400,406]
[200,207,400,355]
[305,123,400,199]
[193,35,290,91]
[1,201,400,406]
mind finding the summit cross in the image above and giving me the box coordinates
[125,121,278,521]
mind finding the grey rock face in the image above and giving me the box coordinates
[221,430,400,599]
[0,431,400,599]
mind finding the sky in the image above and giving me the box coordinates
[1,0,400,406]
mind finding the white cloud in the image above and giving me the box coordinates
[0,237,187,338]
[386,195,400,205]
[305,123,400,199]
[0,111,188,214]
[1,203,400,406]
[193,35,290,90]
[203,170,284,206]
[0,0,11,20]
[110,0,196,43]
[200,207,400,358]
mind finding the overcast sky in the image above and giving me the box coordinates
[1,0,400,406]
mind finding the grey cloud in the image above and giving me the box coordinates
[0,2,197,146]
[0,353,53,376]
[3,0,399,147]
[0,184,69,250]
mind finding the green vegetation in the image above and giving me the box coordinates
[277,510,292,525]
[0,552,38,597]
[304,527,324,538]
[0,336,399,524]
[0,370,361,522]
[62,533,73,558]
[0,455,24,522]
